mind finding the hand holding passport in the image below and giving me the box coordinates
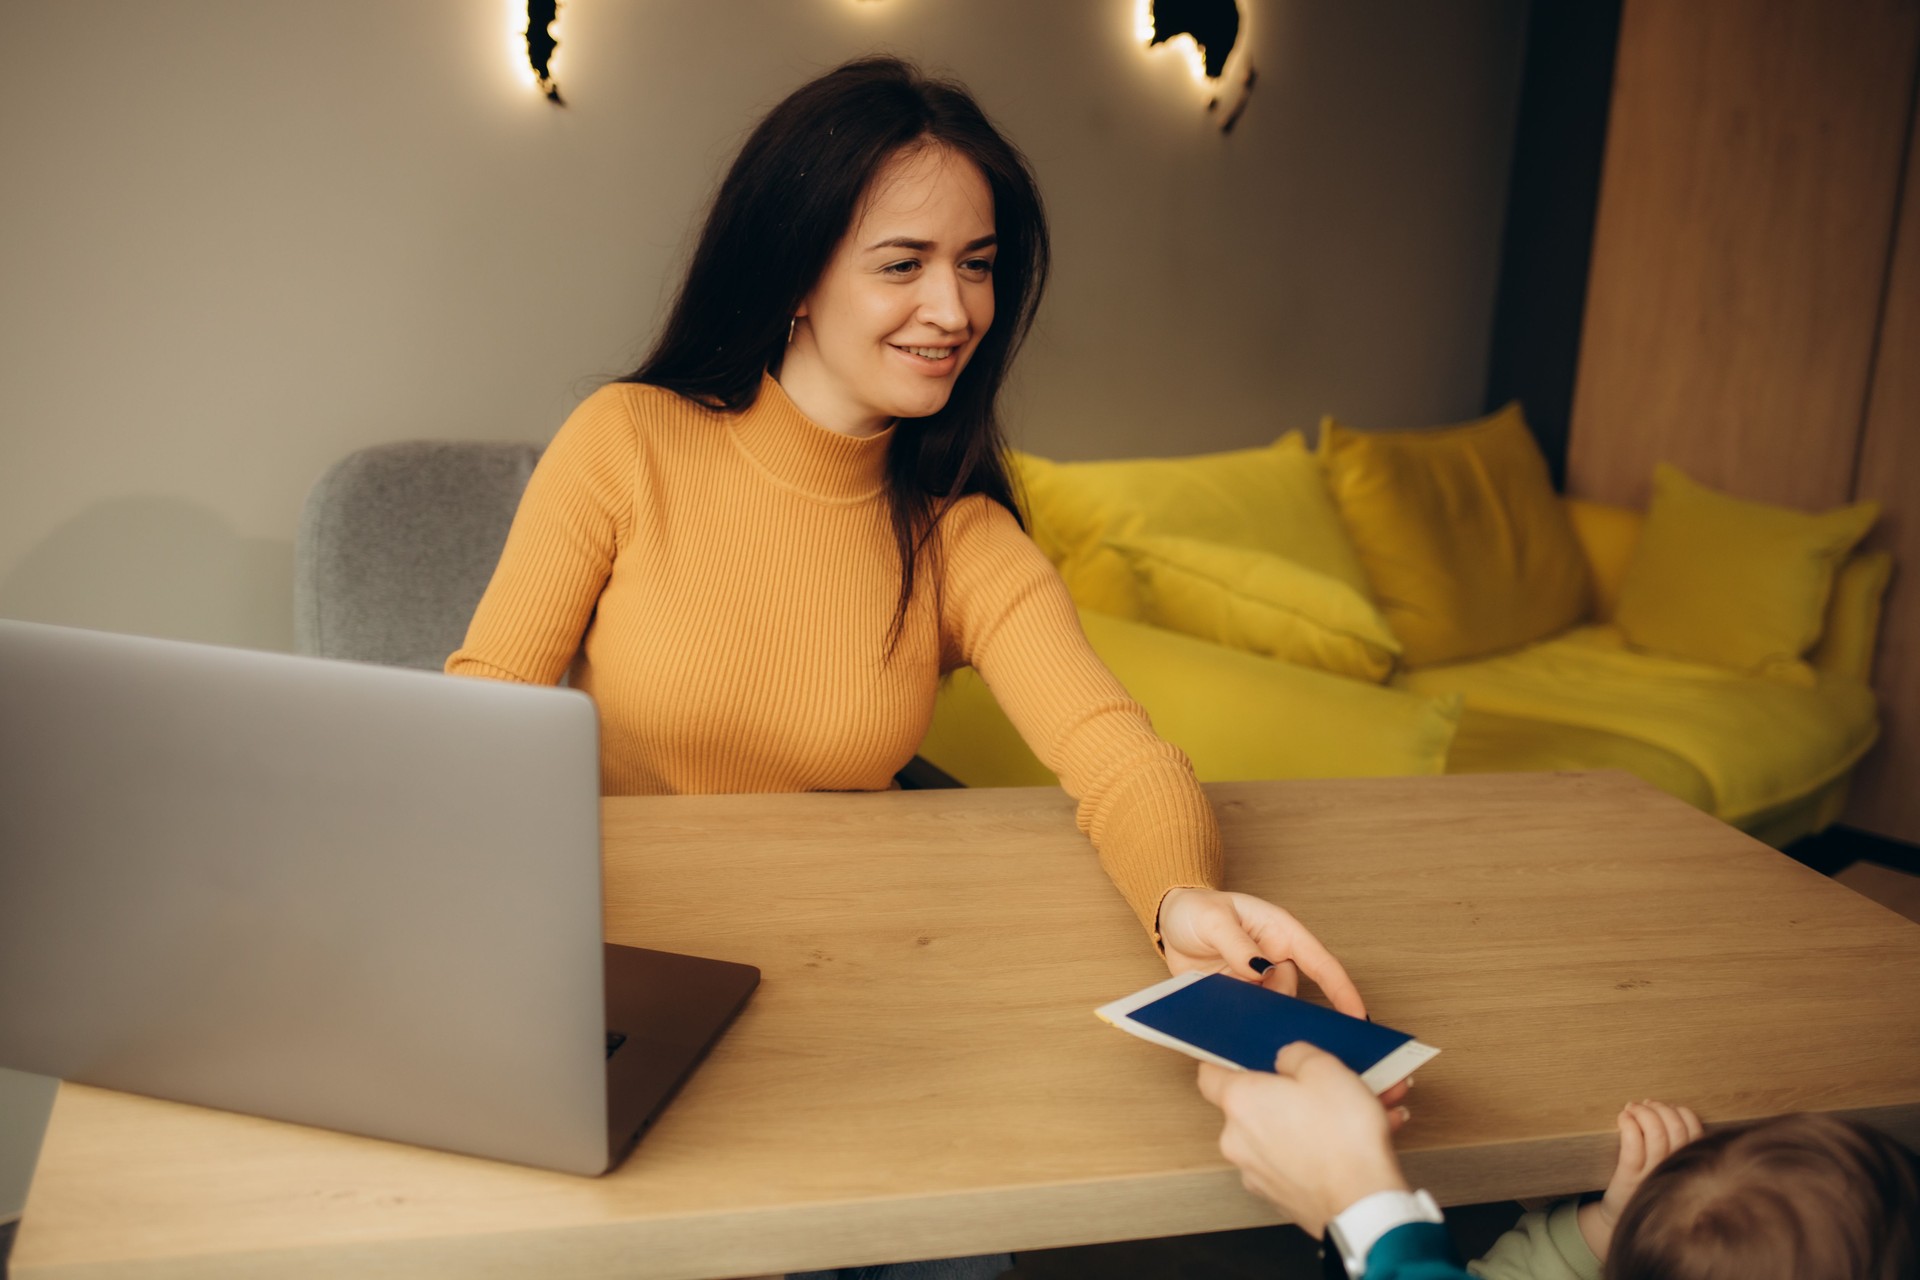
[1097,971,1437,1093]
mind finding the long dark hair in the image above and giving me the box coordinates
[624,56,1049,651]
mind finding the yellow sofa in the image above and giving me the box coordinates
[917,446,1889,849]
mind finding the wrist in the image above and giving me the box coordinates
[1322,1163,1411,1233]
[1577,1199,1616,1261]
[1326,1185,1440,1277]
[1156,884,1198,914]
[1153,885,1202,939]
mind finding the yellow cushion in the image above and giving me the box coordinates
[1011,433,1370,619]
[1809,550,1894,683]
[1563,498,1643,622]
[1614,464,1879,680]
[1319,403,1590,667]
[1397,625,1879,826]
[919,608,1460,787]
[1443,708,1717,815]
[1105,534,1401,682]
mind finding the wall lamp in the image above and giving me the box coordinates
[523,0,563,104]
[1138,0,1257,132]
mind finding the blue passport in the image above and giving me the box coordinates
[1096,971,1437,1093]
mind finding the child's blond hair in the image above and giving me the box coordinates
[1607,1113,1919,1280]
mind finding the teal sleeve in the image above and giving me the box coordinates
[1364,1222,1473,1280]
[1465,1200,1603,1280]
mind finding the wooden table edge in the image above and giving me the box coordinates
[25,1101,1920,1280]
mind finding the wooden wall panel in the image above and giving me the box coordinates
[1846,77,1920,846]
[1567,0,1920,509]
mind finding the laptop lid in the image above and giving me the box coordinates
[0,620,616,1174]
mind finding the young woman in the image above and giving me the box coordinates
[450,50,1366,1092]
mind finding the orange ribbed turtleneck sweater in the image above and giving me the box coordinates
[447,373,1221,931]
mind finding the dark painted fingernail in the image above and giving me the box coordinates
[1249,957,1274,975]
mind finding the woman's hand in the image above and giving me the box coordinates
[1577,1099,1704,1261]
[1158,890,1410,1111]
[1157,887,1367,1019]
[1197,1042,1413,1237]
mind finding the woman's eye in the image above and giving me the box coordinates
[962,258,995,276]
[882,260,921,276]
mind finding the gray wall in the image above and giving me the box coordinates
[0,1,1525,653]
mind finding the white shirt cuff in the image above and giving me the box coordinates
[1327,1188,1444,1276]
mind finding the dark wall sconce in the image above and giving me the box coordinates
[1140,0,1257,133]
[525,0,563,104]
[1148,0,1239,77]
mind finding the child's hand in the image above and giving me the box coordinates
[1577,1099,1704,1261]
[1604,1100,1705,1217]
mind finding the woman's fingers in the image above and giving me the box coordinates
[1276,925,1364,1018]
[1162,890,1369,1019]
[1264,958,1300,997]
[1243,900,1366,1019]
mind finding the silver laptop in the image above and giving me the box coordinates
[0,619,758,1175]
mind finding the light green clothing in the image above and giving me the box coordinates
[1466,1200,1603,1280]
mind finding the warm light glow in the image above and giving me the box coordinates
[1169,33,1209,84]
[1134,0,1215,85]
[505,0,537,88]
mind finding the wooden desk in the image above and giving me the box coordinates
[15,773,1920,1279]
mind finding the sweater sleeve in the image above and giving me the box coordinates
[939,495,1223,935]
[445,386,637,685]
[1465,1201,1603,1280]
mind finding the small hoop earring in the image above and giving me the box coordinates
[787,316,797,345]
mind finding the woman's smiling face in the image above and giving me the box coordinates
[780,143,997,438]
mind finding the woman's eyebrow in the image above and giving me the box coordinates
[864,234,999,252]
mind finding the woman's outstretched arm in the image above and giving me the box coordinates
[939,494,1363,1015]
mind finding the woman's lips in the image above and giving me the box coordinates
[889,343,963,372]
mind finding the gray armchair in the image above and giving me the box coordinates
[292,438,958,787]
[294,441,541,670]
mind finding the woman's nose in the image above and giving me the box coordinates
[916,270,968,332]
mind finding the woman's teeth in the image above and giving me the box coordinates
[901,346,954,360]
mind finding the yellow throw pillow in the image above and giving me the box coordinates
[918,608,1460,787]
[1011,433,1371,620]
[1318,403,1590,667]
[1106,534,1401,683]
[1614,464,1878,681]
[1562,498,1644,622]
[1808,550,1893,683]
